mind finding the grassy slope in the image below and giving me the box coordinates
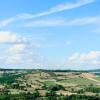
[45,81,56,87]
[93,77,100,81]
[58,78,96,85]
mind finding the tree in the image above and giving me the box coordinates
[46,90,57,100]
[48,85,65,91]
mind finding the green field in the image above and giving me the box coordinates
[58,77,96,85]
[45,81,56,87]
[93,77,100,81]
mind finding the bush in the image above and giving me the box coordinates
[48,85,65,91]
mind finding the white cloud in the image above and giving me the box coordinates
[65,51,100,69]
[9,44,26,54]
[0,31,49,69]
[49,0,95,13]
[67,16,100,25]
[0,0,95,27]
[17,0,95,19]
[0,18,15,27]
[25,18,65,27]
[24,16,100,27]
[0,31,27,44]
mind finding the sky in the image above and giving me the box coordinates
[0,0,100,70]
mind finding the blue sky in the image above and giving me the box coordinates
[0,0,100,70]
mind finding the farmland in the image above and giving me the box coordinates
[0,69,99,100]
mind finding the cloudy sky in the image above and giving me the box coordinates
[0,0,100,70]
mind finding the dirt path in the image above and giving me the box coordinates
[87,78,100,83]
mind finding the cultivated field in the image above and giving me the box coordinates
[0,69,100,100]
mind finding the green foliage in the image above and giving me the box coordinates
[48,85,65,91]
[0,91,40,100]
[0,74,23,84]
[45,81,56,87]
[85,86,100,93]
[46,90,57,100]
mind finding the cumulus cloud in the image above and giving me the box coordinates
[9,44,26,54]
[0,31,27,44]
[65,51,100,69]
[0,31,48,69]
